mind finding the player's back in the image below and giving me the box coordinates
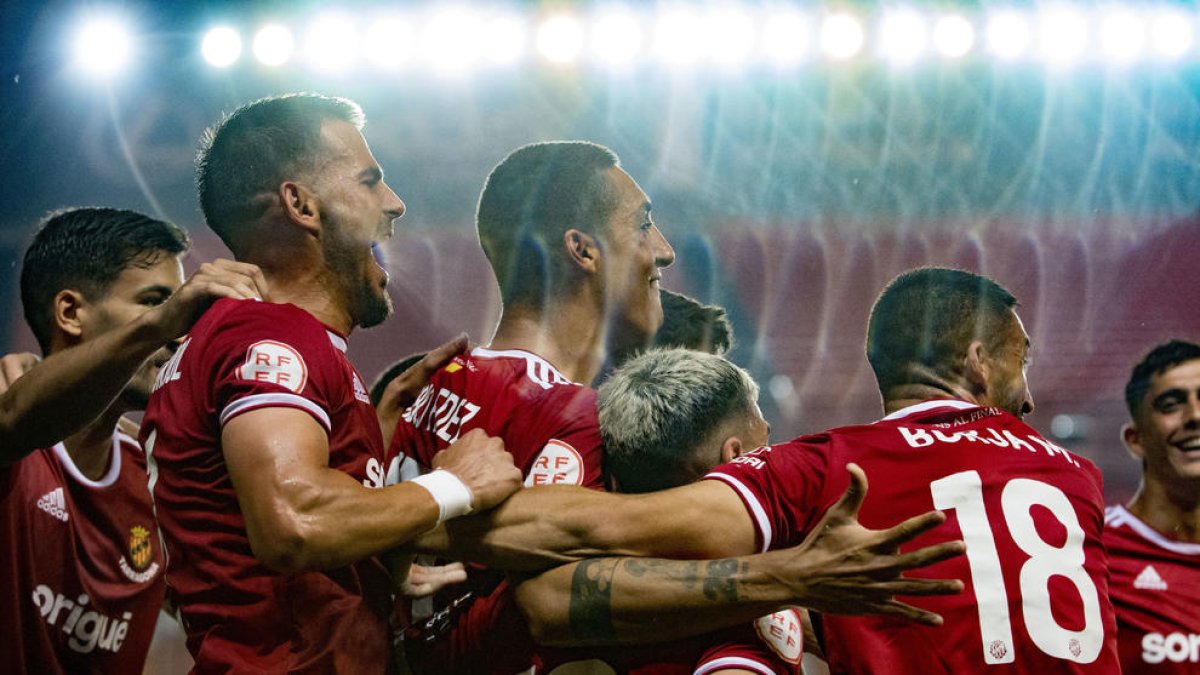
[708,399,1120,674]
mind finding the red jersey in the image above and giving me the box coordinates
[534,609,805,675]
[391,347,604,674]
[141,299,393,673]
[1104,505,1200,673]
[705,399,1120,674]
[0,430,166,674]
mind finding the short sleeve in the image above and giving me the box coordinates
[694,611,804,675]
[518,385,605,490]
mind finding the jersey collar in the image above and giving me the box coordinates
[880,398,977,421]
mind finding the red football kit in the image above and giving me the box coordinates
[1104,505,1200,673]
[705,399,1120,674]
[391,347,605,674]
[0,430,166,674]
[141,299,394,673]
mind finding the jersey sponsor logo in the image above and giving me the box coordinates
[1142,633,1200,664]
[238,340,308,392]
[524,440,584,487]
[402,385,481,445]
[152,337,190,393]
[897,425,1080,467]
[753,610,803,664]
[352,372,370,404]
[37,487,68,522]
[444,361,463,374]
[30,584,134,654]
[1133,564,1169,590]
[362,456,401,489]
[119,524,161,584]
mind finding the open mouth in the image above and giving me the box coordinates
[370,242,390,286]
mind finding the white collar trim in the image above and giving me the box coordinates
[881,399,976,421]
[327,331,348,353]
[1109,505,1200,555]
[51,427,123,488]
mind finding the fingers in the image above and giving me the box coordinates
[826,463,868,522]
[404,562,469,596]
[0,353,40,394]
[413,334,469,379]
[872,598,946,627]
[874,510,949,550]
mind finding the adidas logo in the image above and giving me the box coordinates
[1134,565,1168,591]
[37,488,68,522]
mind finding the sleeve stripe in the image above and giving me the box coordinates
[219,393,331,432]
[705,473,773,554]
[694,656,777,675]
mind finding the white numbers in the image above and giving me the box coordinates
[930,470,1102,665]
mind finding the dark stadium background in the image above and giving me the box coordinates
[2,1,1198,502]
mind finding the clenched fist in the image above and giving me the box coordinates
[432,429,522,512]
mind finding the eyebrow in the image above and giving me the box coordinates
[357,166,383,183]
[138,284,176,298]
[1151,389,1187,407]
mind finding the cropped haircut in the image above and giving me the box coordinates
[1124,340,1200,419]
[20,207,189,354]
[369,352,427,407]
[196,93,364,247]
[476,141,620,309]
[654,289,734,355]
[867,267,1018,391]
[599,348,759,494]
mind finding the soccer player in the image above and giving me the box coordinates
[139,94,522,673]
[1,207,267,673]
[1105,339,1200,673]
[420,266,1121,673]
[391,141,675,673]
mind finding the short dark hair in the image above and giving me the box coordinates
[20,207,189,354]
[476,141,620,309]
[866,267,1018,391]
[196,93,364,247]
[654,289,734,355]
[369,352,427,407]
[599,348,759,494]
[1125,340,1200,419]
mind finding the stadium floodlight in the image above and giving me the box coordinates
[304,13,358,73]
[201,26,241,68]
[878,9,927,65]
[933,15,974,59]
[364,16,415,69]
[422,9,482,73]
[590,10,644,66]
[705,8,758,66]
[821,13,864,60]
[1149,10,1194,59]
[536,15,584,64]
[761,9,810,65]
[482,15,526,65]
[986,11,1031,60]
[1099,10,1146,63]
[74,16,135,75]
[1038,7,1088,66]
[253,24,294,67]
[654,9,705,66]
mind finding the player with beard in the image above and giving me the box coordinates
[0,207,267,672]
[1104,340,1200,673]
[415,267,1120,674]
[139,94,521,673]
[390,141,675,674]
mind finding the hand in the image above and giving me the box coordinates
[432,429,522,512]
[400,562,468,598]
[0,352,39,395]
[377,334,470,441]
[764,463,965,626]
[142,259,268,341]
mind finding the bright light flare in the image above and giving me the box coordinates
[761,10,810,65]
[654,10,705,65]
[1038,8,1088,66]
[987,12,1031,60]
[253,24,294,67]
[933,15,974,59]
[537,15,584,64]
[821,13,864,60]
[74,16,135,75]
[878,10,927,65]
[705,9,757,66]
[422,10,483,72]
[304,14,358,72]
[482,16,527,65]
[1149,11,1194,59]
[1099,11,1146,62]
[591,11,644,66]
[201,26,241,68]
[364,16,416,69]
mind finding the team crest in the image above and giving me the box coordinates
[128,525,152,572]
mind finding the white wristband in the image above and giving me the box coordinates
[410,469,474,522]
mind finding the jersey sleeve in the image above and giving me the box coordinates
[517,385,605,490]
[702,438,832,553]
[205,304,339,434]
[694,611,805,675]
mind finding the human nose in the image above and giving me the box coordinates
[1021,388,1035,417]
[651,226,675,269]
[383,182,405,220]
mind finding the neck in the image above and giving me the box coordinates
[61,407,124,481]
[1127,478,1200,544]
[257,259,353,336]
[881,380,979,416]
[489,296,605,384]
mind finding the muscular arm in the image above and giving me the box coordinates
[224,410,520,572]
[410,479,758,570]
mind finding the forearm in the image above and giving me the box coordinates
[0,315,168,462]
[515,556,795,646]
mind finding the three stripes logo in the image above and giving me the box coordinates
[1133,565,1169,591]
[37,487,68,522]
